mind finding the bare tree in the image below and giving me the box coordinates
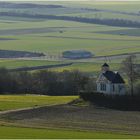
[121,55,138,96]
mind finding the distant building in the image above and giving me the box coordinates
[96,63,125,95]
[62,50,93,59]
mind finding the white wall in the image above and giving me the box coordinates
[97,83,125,95]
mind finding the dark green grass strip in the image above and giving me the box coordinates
[0,126,140,139]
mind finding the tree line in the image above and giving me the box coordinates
[0,12,140,28]
[0,2,64,9]
[121,55,140,96]
[0,69,90,95]
[0,55,139,97]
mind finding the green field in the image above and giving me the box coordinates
[0,1,139,72]
[0,95,77,111]
[0,126,139,139]
[60,1,140,13]
[0,95,139,139]
[0,23,139,56]
[0,59,64,69]
[0,59,121,73]
[0,2,139,56]
[52,62,121,74]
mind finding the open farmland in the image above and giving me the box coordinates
[0,126,139,139]
[0,22,139,56]
[0,59,63,69]
[51,62,121,74]
[0,1,139,139]
[0,2,139,72]
[0,1,139,71]
[0,1,139,60]
[0,95,139,139]
[0,101,140,139]
[0,1,140,139]
[0,95,78,111]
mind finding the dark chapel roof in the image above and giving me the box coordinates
[103,71,125,84]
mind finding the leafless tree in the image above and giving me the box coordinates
[121,55,139,96]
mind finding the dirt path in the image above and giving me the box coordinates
[0,106,42,115]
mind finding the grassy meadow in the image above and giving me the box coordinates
[0,59,63,69]
[0,22,139,56]
[0,59,121,73]
[51,62,121,74]
[0,95,140,139]
[0,19,139,72]
[0,126,139,139]
[0,2,140,65]
[0,95,78,111]
[0,95,139,139]
[0,1,140,72]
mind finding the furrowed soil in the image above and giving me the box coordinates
[1,104,140,135]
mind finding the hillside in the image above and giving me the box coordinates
[0,103,140,138]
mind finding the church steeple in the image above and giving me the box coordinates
[102,63,109,72]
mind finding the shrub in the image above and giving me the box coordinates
[80,91,140,111]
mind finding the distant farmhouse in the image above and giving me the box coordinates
[62,50,93,59]
[96,63,125,95]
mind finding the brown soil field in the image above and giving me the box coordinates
[1,104,140,135]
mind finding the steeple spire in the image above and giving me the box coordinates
[102,63,109,72]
